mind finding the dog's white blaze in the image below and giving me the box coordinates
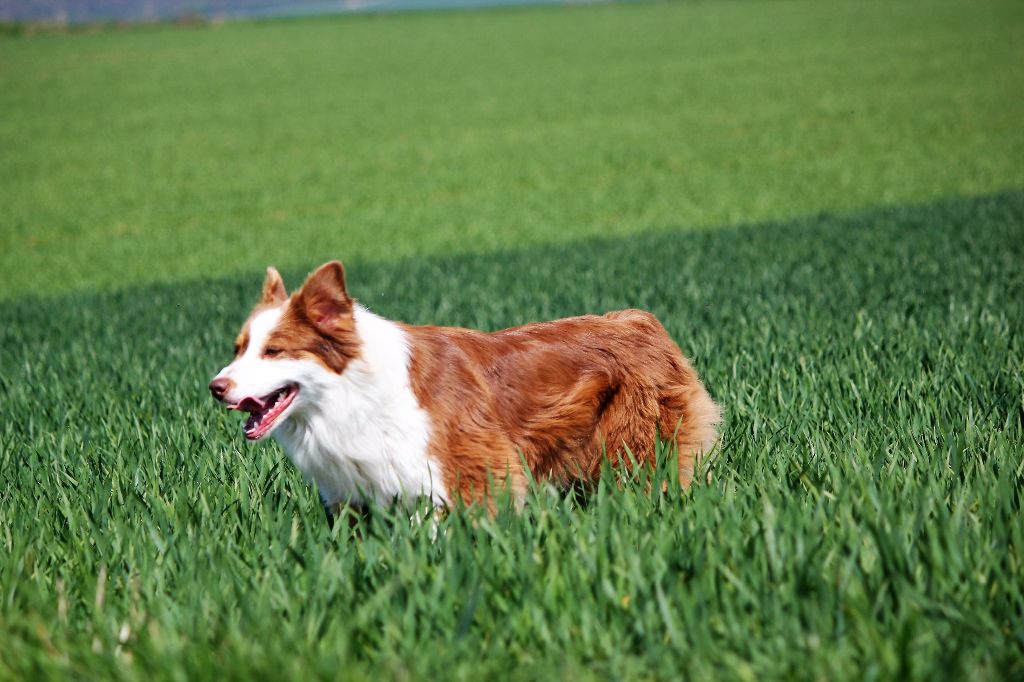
[214,306,292,403]
[246,307,284,359]
[273,306,446,509]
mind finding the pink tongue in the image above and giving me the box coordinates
[236,396,266,413]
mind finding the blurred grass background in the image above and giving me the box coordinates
[1,0,1022,298]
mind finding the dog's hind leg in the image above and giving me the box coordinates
[658,375,722,488]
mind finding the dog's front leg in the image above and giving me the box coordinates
[321,497,368,533]
[321,494,339,529]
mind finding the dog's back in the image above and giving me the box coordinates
[404,309,721,500]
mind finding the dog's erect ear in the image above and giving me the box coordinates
[261,266,288,305]
[298,261,352,331]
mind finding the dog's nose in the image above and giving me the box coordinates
[209,377,233,401]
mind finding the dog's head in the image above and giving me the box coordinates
[209,261,360,440]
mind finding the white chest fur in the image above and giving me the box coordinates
[273,307,447,508]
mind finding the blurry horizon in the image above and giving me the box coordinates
[0,0,612,24]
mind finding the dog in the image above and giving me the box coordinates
[209,261,721,524]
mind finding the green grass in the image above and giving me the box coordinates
[1,191,1023,679]
[2,0,1024,679]
[1,0,1023,298]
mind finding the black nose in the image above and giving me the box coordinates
[209,377,232,401]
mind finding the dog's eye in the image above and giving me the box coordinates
[263,347,283,358]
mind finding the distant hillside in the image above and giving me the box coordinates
[0,0,603,23]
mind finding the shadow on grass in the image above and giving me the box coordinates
[2,188,1022,369]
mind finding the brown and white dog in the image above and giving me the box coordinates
[209,261,721,521]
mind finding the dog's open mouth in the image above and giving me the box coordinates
[229,384,299,440]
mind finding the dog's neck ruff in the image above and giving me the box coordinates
[274,306,447,508]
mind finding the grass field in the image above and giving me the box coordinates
[2,0,1023,680]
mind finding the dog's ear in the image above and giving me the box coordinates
[261,266,288,305]
[297,261,352,332]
